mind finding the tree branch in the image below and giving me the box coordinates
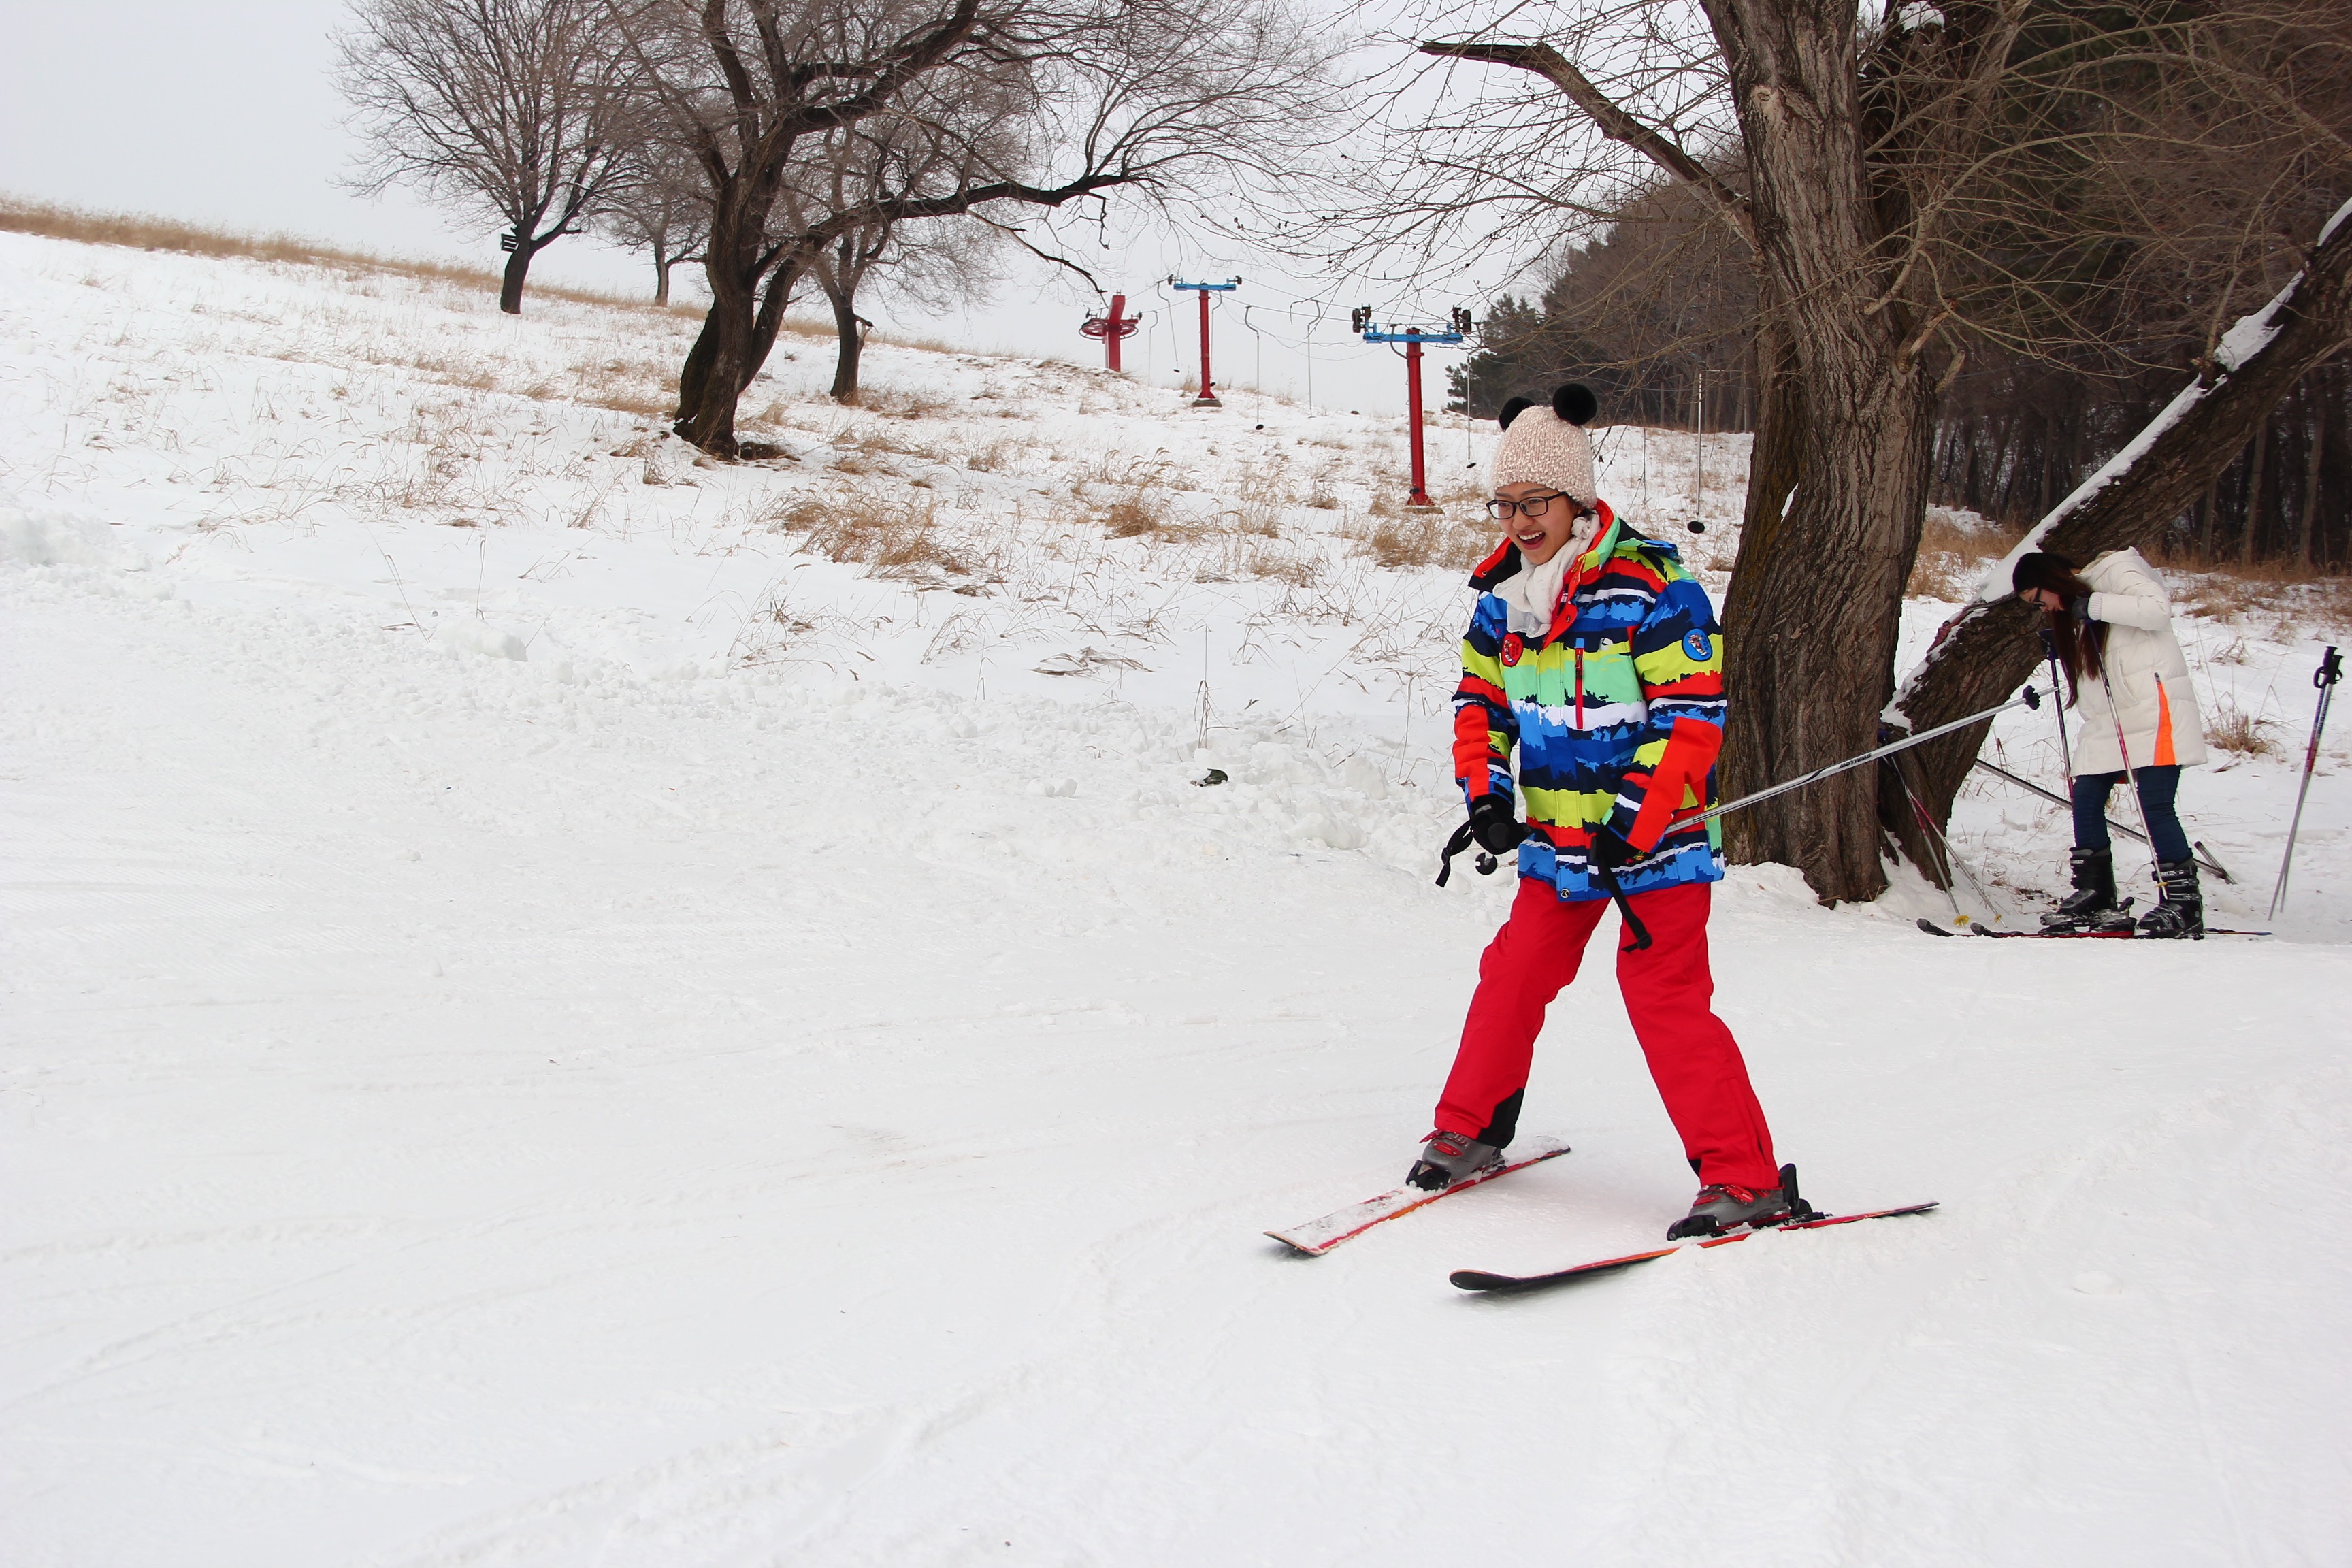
[1419,37,1754,249]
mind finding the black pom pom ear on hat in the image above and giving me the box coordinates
[1497,395,1534,431]
[1552,383,1598,427]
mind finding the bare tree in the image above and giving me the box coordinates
[608,0,1335,457]
[808,203,1002,402]
[337,0,643,313]
[1350,0,2352,902]
[793,110,1015,400]
[606,140,710,305]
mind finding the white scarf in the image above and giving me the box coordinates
[1495,514,1600,635]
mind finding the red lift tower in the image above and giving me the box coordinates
[1079,293,1139,372]
[1170,276,1240,408]
[1356,308,1469,512]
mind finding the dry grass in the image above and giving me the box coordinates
[960,437,1026,474]
[1342,510,1494,572]
[586,387,673,419]
[775,489,961,578]
[2205,694,2282,757]
[870,329,962,355]
[1220,469,1290,537]
[1244,543,1320,586]
[1,195,696,316]
[1908,506,2021,600]
[2157,553,2352,634]
[856,387,950,421]
[1102,490,1167,538]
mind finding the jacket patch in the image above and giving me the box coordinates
[1682,630,1712,662]
[1501,633,1524,667]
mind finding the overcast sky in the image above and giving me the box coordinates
[0,1,1505,417]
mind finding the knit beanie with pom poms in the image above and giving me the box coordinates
[1492,383,1599,504]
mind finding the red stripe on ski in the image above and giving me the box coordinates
[1266,1139,1570,1256]
[1449,1202,1938,1292]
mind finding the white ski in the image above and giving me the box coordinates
[1266,1137,1571,1256]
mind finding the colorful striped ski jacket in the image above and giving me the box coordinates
[1452,502,1727,902]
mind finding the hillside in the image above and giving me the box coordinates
[4,229,2349,1567]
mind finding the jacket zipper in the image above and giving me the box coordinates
[1575,646,1584,728]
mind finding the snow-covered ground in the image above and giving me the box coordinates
[5,231,2350,1566]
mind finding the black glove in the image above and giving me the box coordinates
[1588,827,1639,875]
[2064,594,2091,627]
[1467,794,1530,855]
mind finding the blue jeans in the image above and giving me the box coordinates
[2072,766,2190,864]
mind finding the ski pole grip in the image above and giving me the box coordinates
[2321,646,2342,689]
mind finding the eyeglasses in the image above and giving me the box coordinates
[1485,491,1569,521]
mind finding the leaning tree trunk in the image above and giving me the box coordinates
[1705,0,1940,904]
[1890,197,2352,841]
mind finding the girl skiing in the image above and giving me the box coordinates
[2013,549,2208,936]
[1409,384,1787,1241]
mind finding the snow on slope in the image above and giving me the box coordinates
[5,231,2351,1567]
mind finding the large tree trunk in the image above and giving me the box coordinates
[499,242,538,315]
[827,276,868,402]
[676,282,757,455]
[1718,307,1806,870]
[1891,199,2352,842]
[675,198,770,455]
[1705,0,1940,904]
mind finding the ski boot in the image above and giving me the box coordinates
[2041,847,2136,932]
[2136,858,2204,939]
[1407,1130,1505,1192]
[1667,1163,1812,1240]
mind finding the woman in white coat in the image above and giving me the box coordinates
[2013,549,2208,937]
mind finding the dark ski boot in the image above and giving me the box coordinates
[1667,1163,1808,1239]
[1407,1130,1505,1192]
[2042,847,2136,932]
[2136,858,2204,938]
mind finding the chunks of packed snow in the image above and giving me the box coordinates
[0,491,137,568]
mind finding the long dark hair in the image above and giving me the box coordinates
[2012,551,2104,705]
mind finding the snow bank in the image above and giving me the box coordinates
[0,490,137,568]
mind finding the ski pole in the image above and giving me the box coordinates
[2038,626,2073,789]
[2090,657,2165,892]
[1970,757,2232,883]
[1886,753,1971,926]
[2270,643,2342,918]
[1665,687,2042,834]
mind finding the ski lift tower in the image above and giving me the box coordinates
[1357,308,1469,514]
[1079,293,1139,372]
[1170,276,1240,408]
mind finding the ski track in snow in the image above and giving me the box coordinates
[4,231,2351,1566]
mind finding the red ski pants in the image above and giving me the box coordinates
[1433,878,1779,1190]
